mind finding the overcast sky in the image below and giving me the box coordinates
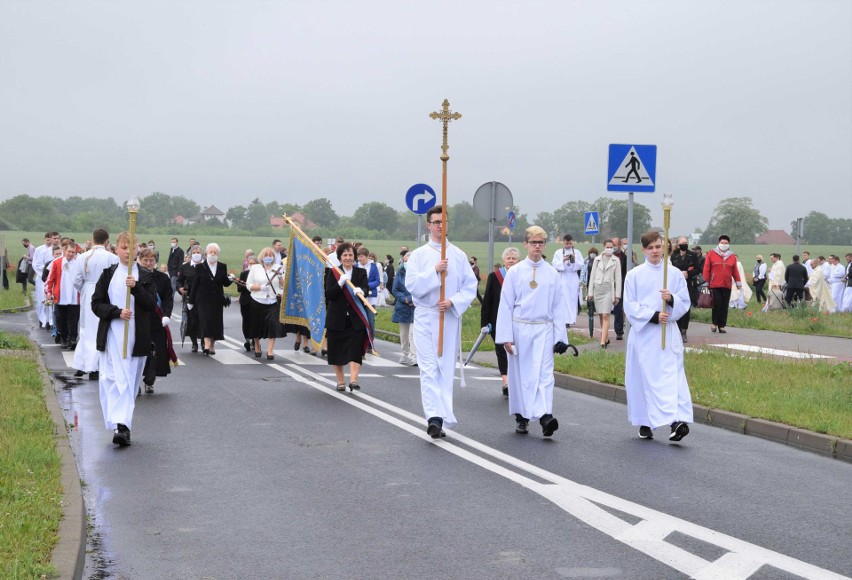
[1,0,850,236]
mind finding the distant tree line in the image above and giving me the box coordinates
[6,192,845,244]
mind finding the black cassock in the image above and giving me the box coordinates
[188,260,233,340]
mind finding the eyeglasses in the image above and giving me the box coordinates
[527,240,546,246]
[428,220,443,226]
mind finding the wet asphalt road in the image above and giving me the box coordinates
[8,305,852,580]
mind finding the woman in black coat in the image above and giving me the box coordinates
[324,243,369,392]
[480,247,520,397]
[188,242,233,355]
[177,245,203,352]
[138,249,175,393]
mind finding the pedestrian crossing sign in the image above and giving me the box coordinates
[584,211,600,235]
[607,144,657,192]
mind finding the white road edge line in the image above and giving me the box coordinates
[271,362,846,580]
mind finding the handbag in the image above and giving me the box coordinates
[697,287,714,309]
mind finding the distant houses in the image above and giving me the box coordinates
[755,229,796,245]
[271,211,316,229]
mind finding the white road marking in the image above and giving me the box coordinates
[316,372,383,378]
[709,343,834,359]
[205,350,260,365]
[61,351,75,367]
[271,362,847,580]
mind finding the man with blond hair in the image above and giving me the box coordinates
[497,226,568,437]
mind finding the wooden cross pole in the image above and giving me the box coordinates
[661,193,673,349]
[429,99,462,357]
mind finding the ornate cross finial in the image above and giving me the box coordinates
[429,99,462,159]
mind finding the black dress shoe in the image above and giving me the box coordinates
[426,417,443,439]
[244,341,251,352]
[191,344,199,353]
[88,371,99,380]
[112,424,131,446]
[515,414,529,434]
[202,348,210,356]
[267,354,274,360]
[348,382,360,391]
[74,370,85,377]
[255,351,262,358]
[502,384,509,397]
[293,342,301,351]
[540,414,559,437]
[321,349,328,358]
[616,334,624,340]
[638,425,654,439]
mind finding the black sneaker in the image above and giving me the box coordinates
[144,383,154,394]
[669,422,690,442]
[638,426,653,439]
[616,334,623,340]
[74,370,85,377]
[112,424,131,446]
[515,414,529,434]
[88,371,99,380]
[540,414,559,437]
[502,384,509,397]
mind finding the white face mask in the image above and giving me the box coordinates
[170,242,177,248]
[718,243,729,252]
[603,248,613,255]
[207,254,218,264]
[588,253,597,260]
[191,253,202,264]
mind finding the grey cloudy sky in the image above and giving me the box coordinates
[1,0,850,236]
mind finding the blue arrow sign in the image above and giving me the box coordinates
[507,211,516,230]
[405,183,437,214]
[607,144,657,193]
[584,211,600,235]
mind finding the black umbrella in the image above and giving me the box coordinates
[586,298,596,338]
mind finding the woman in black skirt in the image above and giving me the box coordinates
[237,256,256,351]
[188,242,234,355]
[177,245,203,352]
[324,243,369,391]
[245,247,287,359]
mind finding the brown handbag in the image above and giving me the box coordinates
[697,287,714,309]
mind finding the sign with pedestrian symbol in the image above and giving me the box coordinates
[584,211,600,235]
[607,144,657,192]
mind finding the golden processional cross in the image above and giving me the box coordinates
[429,99,462,357]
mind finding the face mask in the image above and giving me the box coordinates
[262,257,274,265]
[588,253,597,260]
[148,244,154,249]
[603,248,613,256]
[757,259,762,263]
[679,244,689,251]
[170,242,177,248]
[207,254,218,264]
[621,245,627,251]
[191,254,202,264]
[718,243,729,252]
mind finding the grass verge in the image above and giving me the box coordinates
[0,331,62,578]
[690,304,852,338]
[554,349,852,440]
[0,290,28,311]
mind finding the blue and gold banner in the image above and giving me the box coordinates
[281,230,327,350]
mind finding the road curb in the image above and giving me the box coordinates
[376,327,852,462]
[0,294,31,314]
[33,346,86,579]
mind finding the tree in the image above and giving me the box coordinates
[700,197,768,245]
[245,198,272,232]
[534,211,558,240]
[598,197,651,240]
[302,198,339,229]
[226,205,247,229]
[790,211,852,245]
[352,202,399,236]
[552,200,593,240]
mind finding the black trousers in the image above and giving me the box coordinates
[785,287,805,305]
[490,330,508,376]
[240,302,252,340]
[677,306,691,333]
[687,283,698,308]
[710,288,732,327]
[54,304,80,344]
[612,300,624,336]
[754,279,767,303]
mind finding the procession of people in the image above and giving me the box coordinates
[13,219,852,450]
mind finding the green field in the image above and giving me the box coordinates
[4,230,846,282]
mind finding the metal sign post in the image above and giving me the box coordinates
[473,181,513,274]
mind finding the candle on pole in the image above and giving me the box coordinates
[661,192,673,349]
[429,99,461,357]
[122,196,141,358]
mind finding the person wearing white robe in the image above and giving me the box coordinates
[551,234,584,325]
[406,206,478,438]
[842,254,852,313]
[624,230,693,442]
[72,229,119,379]
[805,259,835,313]
[764,254,786,312]
[496,226,568,437]
[728,261,752,309]
[827,256,846,313]
[91,233,156,446]
[32,233,55,327]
